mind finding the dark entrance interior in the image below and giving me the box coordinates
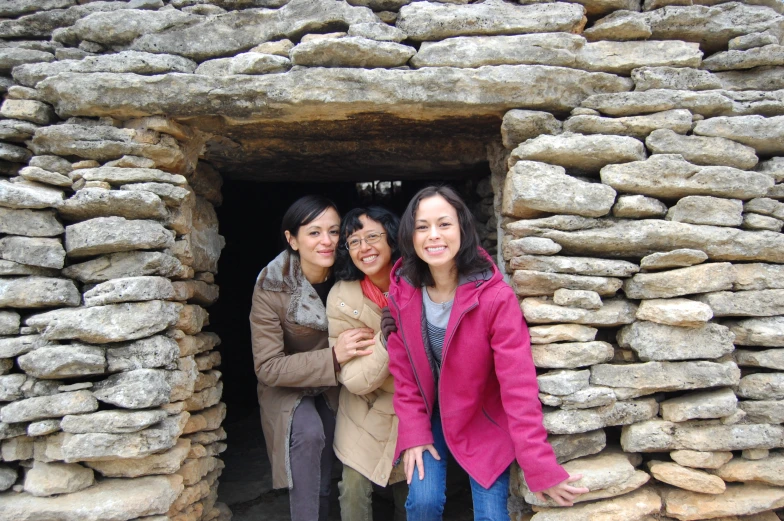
[211,172,490,520]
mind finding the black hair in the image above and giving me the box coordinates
[397,185,492,287]
[334,206,401,281]
[280,195,339,253]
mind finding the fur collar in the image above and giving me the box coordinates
[256,250,328,331]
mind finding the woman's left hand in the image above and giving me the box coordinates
[333,327,375,364]
[534,474,589,507]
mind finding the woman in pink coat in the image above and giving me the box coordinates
[385,186,587,521]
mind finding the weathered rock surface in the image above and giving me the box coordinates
[612,194,668,218]
[543,399,659,435]
[713,452,784,486]
[19,166,72,188]
[618,321,733,361]
[716,66,784,91]
[565,109,692,139]
[548,429,607,464]
[25,300,181,343]
[59,8,200,46]
[0,260,59,277]
[0,311,20,336]
[508,217,784,263]
[590,360,740,393]
[509,255,638,277]
[228,52,291,75]
[397,0,585,41]
[581,89,734,117]
[740,401,784,424]
[726,316,784,346]
[624,262,736,299]
[537,370,590,396]
[23,461,94,497]
[510,133,646,173]
[553,289,602,310]
[61,412,187,462]
[61,409,167,434]
[0,119,40,143]
[512,270,621,297]
[412,33,584,69]
[532,341,614,369]
[501,110,562,149]
[542,386,617,410]
[743,212,784,231]
[694,115,784,155]
[83,276,175,307]
[503,161,616,218]
[0,464,16,491]
[529,325,598,344]
[77,167,186,186]
[59,188,167,221]
[0,179,63,209]
[93,369,171,408]
[17,344,105,379]
[621,419,784,452]
[0,277,80,308]
[737,373,784,400]
[646,128,759,170]
[648,460,726,494]
[37,67,633,122]
[65,217,174,257]
[632,66,722,91]
[635,298,713,326]
[13,51,197,88]
[529,485,661,521]
[0,208,62,237]
[0,99,55,125]
[0,474,184,521]
[522,297,637,326]
[671,449,734,469]
[660,387,738,423]
[695,289,784,317]
[703,44,784,71]
[601,155,773,200]
[86,437,190,477]
[105,335,179,372]
[640,249,708,271]
[667,196,744,226]
[576,40,702,74]
[735,348,784,370]
[661,483,784,521]
[63,251,187,283]
[0,236,65,269]
[0,390,97,423]
[291,36,415,68]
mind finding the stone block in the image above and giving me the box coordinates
[529,325,597,344]
[120,182,191,207]
[510,133,646,174]
[531,341,614,369]
[581,89,733,118]
[601,155,773,200]
[512,270,621,298]
[0,119,40,143]
[23,461,93,497]
[635,298,713,327]
[83,276,175,307]
[0,390,97,423]
[0,277,80,308]
[348,23,406,42]
[694,115,784,156]
[661,483,784,521]
[0,464,17,491]
[0,99,55,125]
[86,437,190,477]
[548,430,606,464]
[564,109,692,139]
[528,486,661,521]
[640,249,708,270]
[714,452,784,486]
[61,409,167,434]
[666,196,744,227]
[105,335,180,372]
[60,187,166,221]
[624,263,736,299]
[501,110,562,149]
[743,213,783,231]
[19,166,71,189]
[695,289,784,317]
[537,370,590,396]
[703,44,784,71]
[621,419,784,452]
[553,289,602,310]
[737,373,784,400]
[0,179,64,209]
[576,40,702,75]
[670,450,733,469]
[590,360,740,393]
[63,251,188,283]
[25,300,182,343]
[660,388,738,422]
[542,386,616,410]
[291,36,415,68]
[27,419,61,437]
[740,401,784,424]
[0,236,65,269]
[65,216,174,258]
[617,321,734,361]
[543,398,658,435]
[93,369,171,409]
[0,207,62,237]
[632,66,721,91]
[647,460,725,494]
[171,280,219,306]
[18,344,105,379]
[735,348,784,370]
[183,403,225,434]
[646,128,759,170]
[612,194,668,218]
[0,335,47,358]
[522,297,637,326]
[509,255,638,277]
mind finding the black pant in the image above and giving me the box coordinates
[289,394,336,521]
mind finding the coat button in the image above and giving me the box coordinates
[353,310,359,315]
[340,302,345,307]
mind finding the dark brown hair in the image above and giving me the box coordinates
[397,185,492,287]
[280,195,338,253]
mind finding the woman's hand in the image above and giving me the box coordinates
[333,327,375,364]
[403,444,440,484]
[534,474,589,507]
[380,307,397,344]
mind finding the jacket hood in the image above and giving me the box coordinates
[256,249,328,331]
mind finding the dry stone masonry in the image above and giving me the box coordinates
[1,0,784,520]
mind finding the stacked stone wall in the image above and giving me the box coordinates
[1,0,784,520]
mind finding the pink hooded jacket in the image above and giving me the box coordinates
[386,256,568,491]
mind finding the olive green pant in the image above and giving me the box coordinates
[338,464,407,521]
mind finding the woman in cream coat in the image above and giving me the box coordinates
[327,206,407,521]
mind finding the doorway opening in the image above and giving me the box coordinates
[210,170,494,520]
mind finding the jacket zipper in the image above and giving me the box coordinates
[389,295,431,418]
[438,301,478,414]
[483,407,501,428]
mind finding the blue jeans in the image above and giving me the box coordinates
[405,415,510,521]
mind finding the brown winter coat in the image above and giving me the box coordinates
[250,250,339,490]
[328,280,404,487]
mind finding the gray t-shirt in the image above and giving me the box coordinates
[423,288,453,365]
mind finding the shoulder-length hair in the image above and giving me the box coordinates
[280,195,339,253]
[334,206,401,281]
[397,185,492,287]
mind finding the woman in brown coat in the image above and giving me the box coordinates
[328,206,407,521]
[250,195,375,521]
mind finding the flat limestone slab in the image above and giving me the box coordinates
[694,115,784,155]
[290,36,415,68]
[529,483,661,521]
[0,277,80,308]
[543,398,659,435]
[36,66,633,120]
[521,297,637,326]
[623,262,736,299]
[621,419,784,452]
[65,217,174,258]
[590,360,740,393]
[0,474,184,521]
[714,453,784,486]
[617,321,734,361]
[661,483,784,521]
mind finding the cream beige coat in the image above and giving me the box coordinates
[328,279,403,487]
[250,250,339,490]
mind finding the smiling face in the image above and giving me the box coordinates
[413,194,461,273]
[286,207,340,282]
[347,214,393,283]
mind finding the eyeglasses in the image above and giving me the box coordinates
[345,232,386,250]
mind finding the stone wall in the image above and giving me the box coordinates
[1,0,784,520]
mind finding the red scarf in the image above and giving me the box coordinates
[360,276,388,309]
